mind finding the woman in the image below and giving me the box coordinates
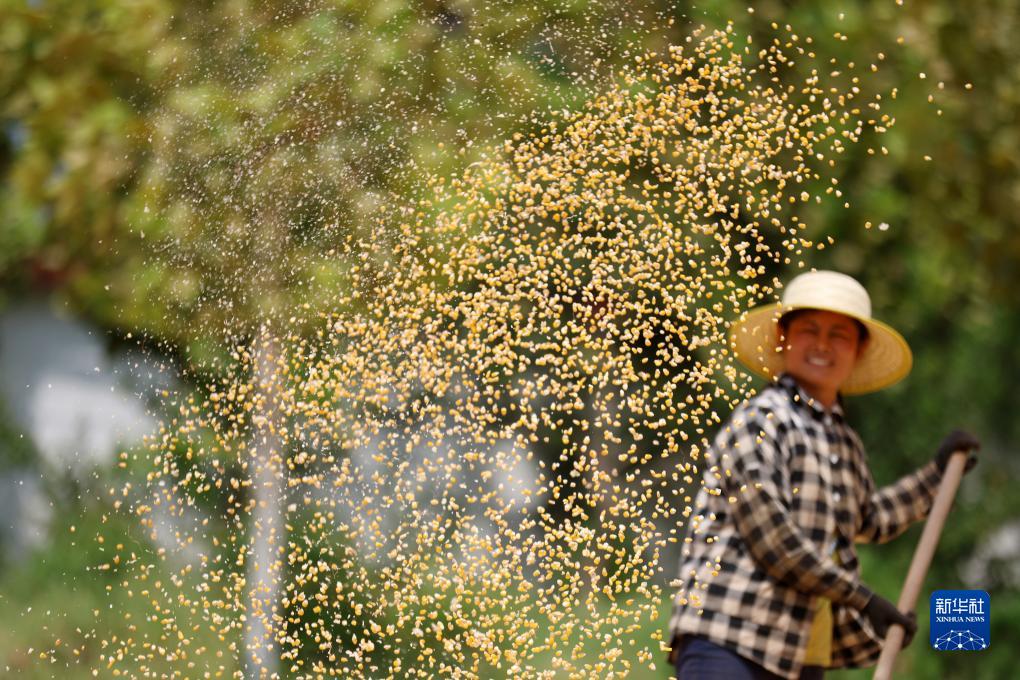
[667,270,980,679]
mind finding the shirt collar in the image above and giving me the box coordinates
[774,373,845,421]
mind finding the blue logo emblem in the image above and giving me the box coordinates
[930,590,990,651]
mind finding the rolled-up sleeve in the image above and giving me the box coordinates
[855,459,942,545]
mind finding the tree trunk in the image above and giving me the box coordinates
[243,329,284,679]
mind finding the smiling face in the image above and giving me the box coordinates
[778,309,868,407]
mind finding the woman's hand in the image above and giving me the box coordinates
[935,429,981,475]
[863,594,918,647]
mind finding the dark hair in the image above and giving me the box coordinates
[778,309,869,343]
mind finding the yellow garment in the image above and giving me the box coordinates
[804,550,841,666]
[804,596,833,666]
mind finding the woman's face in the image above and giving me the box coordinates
[779,309,867,404]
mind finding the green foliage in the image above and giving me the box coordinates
[2,0,696,358]
[1,1,1018,677]
[0,499,240,678]
[0,398,37,472]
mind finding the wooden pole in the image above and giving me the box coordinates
[872,450,971,680]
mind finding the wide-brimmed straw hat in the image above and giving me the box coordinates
[729,270,912,395]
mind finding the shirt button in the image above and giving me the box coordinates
[830,454,840,465]
[833,492,842,502]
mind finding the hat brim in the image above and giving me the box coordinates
[729,303,913,395]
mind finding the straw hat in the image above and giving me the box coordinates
[730,270,912,395]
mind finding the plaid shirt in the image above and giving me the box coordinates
[668,374,944,679]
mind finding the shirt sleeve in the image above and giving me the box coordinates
[717,408,873,610]
[854,458,942,545]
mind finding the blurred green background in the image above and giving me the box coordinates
[0,0,1017,677]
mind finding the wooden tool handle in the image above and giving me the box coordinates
[872,450,971,680]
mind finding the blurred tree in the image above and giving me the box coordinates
[0,0,167,305]
[1,0,1019,677]
[1,1,701,675]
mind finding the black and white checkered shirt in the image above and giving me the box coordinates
[668,373,944,678]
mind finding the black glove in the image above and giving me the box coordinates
[863,594,917,648]
[934,429,981,475]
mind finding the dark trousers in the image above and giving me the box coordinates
[673,635,825,680]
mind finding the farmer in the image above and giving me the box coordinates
[667,270,980,679]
